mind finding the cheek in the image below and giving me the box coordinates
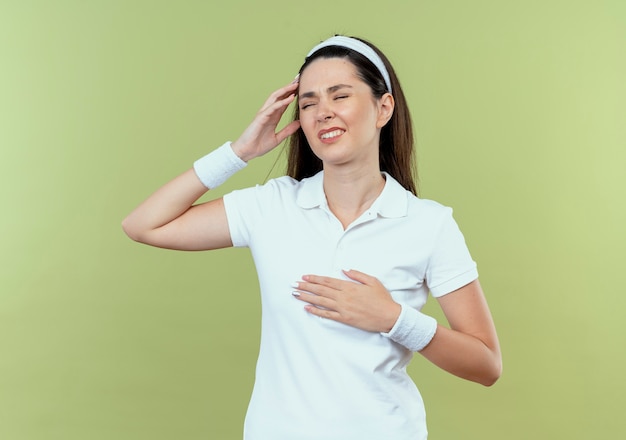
[299,114,316,140]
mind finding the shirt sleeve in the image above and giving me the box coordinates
[222,184,263,248]
[425,207,478,297]
[222,176,296,248]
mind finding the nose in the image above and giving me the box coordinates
[315,99,334,122]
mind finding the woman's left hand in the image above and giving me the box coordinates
[292,269,401,333]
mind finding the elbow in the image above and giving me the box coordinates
[480,372,501,387]
[479,357,503,387]
[121,216,163,247]
[121,217,144,243]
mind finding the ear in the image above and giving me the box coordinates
[376,93,395,128]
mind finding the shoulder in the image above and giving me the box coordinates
[398,184,454,223]
[400,192,466,243]
[224,176,302,206]
[409,195,452,217]
[226,175,300,197]
[420,197,458,230]
[379,173,454,228]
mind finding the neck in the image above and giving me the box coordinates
[322,163,385,229]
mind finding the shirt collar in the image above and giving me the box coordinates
[296,171,408,218]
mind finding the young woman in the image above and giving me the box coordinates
[122,35,501,440]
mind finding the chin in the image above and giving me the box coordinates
[312,150,351,167]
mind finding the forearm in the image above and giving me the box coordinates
[419,325,502,386]
[121,169,208,242]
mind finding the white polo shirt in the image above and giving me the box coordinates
[222,171,478,440]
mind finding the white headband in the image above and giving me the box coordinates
[306,36,392,94]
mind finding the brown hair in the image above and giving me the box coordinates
[286,36,418,195]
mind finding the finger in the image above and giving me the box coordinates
[265,81,298,104]
[342,269,379,286]
[301,274,347,290]
[293,280,338,298]
[303,304,341,321]
[260,82,299,111]
[292,290,336,310]
[258,93,297,122]
[275,120,301,144]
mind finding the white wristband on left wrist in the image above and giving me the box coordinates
[381,303,437,352]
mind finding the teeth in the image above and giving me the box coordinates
[321,130,344,139]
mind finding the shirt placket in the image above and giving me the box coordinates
[326,208,378,275]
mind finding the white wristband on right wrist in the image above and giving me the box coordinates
[193,141,247,189]
[381,304,437,352]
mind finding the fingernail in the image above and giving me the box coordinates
[291,282,300,288]
[291,74,300,84]
[292,291,301,297]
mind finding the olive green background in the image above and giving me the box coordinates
[1,1,624,439]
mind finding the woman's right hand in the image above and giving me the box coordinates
[231,81,301,162]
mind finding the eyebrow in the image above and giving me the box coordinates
[299,84,353,99]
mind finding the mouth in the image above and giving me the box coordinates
[319,128,345,141]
